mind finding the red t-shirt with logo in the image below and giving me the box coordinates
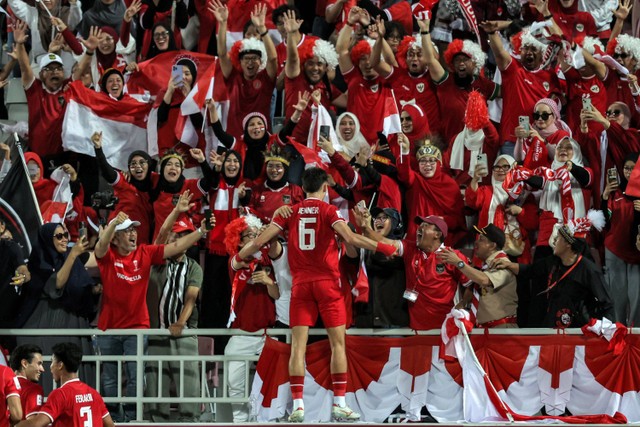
[17,376,43,419]
[500,58,561,144]
[25,77,72,157]
[0,365,19,427]
[224,67,275,139]
[400,241,471,330]
[384,66,440,135]
[563,67,607,133]
[342,66,391,143]
[39,379,109,427]
[273,198,346,285]
[97,244,165,330]
[249,182,304,223]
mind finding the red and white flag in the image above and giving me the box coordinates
[41,167,72,223]
[456,0,481,43]
[61,81,152,171]
[382,94,402,137]
[307,104,342,165]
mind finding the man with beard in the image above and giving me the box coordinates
[10,345,44,420]
[419,18,498,144]
[480,0,562,156]
[11,20,99,164]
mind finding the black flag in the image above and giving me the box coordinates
[0,144,42,259]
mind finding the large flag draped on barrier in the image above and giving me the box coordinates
[61,81,152,171]
[0,143,41,259]
[250,327,638,423]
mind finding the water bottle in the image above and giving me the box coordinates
[91,334,101,356]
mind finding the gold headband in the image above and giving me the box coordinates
[264,156,290,166]
[161,154,185,167]
[416,144,442,163]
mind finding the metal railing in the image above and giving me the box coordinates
[0,327,592,422]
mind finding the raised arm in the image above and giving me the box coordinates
[583,49,607,80]
[75,27,103,82]
[55,236,90,289]
[238,223,282,261]
[609,0,632,43]
[95,211,128,259]
[326,0,347,24]
[284,10,303,79]
[163,217,215,259]
[154,190,195,244]
[418,18,444,82]
[479,21,511,71]
[10,20,33,88]
[209,0,232,78]
[251,4,277,80]
[336,9,357,72]
[370,15,392,77]
[333,221,396,256]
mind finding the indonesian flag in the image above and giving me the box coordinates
[177,63,216,147]
[286,137,326,170]
[307,104,342,165]
[41,167,72,223]
[351,256,369,304]
[381,94,402,138]
[61,81,151,171]
[625,158,640,198]
[456,0,481,43]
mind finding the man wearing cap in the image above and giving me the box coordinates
[11,20,99,163]
[94,210,213,422]
[145,197,204,422]
[438,224,518,328]
[490,222,612,328]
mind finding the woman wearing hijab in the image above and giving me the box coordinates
[514,98,572,168]
[207,91,310,183]
[77,0,126,37]
[389,104,430,170]
[156,58,207,170]
[601,152,640,325]
[336,112,370,160]
[465,154,539,264]
[139,0,188,60]
[16,223,97,392]
[91,132,158,244]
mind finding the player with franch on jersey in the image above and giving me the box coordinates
[15,342,115,427]
[239,167,396,422]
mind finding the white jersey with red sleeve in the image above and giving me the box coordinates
[39,379,109,427]
[272,198,346,285]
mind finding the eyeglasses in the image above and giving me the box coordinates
[419,157,438,164]
[493,164,510,171]
[373,215,390,223]
[614,52,629,59]
[240,56,260,63]
[43,66,63,73]
[241,232,257,240]
[130,160,148,168]
[266,164,283,171]
[54,232,69,240]
[153,31,170,40]
[532,112,552,121]
[386,34,402,41]
[400,116,412,122]
[606,109,621,117]
[624,166,635,172]
[121,227,138,235]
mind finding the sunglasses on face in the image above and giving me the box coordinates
[532,112,552,121]
[606,109,621,117]
[54,232,69,241]
[614,52,629,59]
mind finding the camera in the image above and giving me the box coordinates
[91,191,119,210]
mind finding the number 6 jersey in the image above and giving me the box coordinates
[39,378,109,427]
[272,198,346,285]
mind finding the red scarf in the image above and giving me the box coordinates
[208,179,241,255]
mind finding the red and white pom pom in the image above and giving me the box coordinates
[464,91,489,131]
[567,209,605,238]
[444,39,487,75]
[580,36,604,55]
[229,38,268,72]
[298,38,339,69]
[519,28,546,54]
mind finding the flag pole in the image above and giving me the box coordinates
[15,133,43,225]
[390,89,402,164]
[201,102,208,133]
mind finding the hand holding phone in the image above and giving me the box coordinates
[476,153,488,171]
[518,116,530,133]
[78,221,87,241]
[607,168,618,185]
[171,65,183,87]
[319,125,330,140]
[582,96,593,111]
[204,209,213,231]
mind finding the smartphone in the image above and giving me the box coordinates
[319,125,330,140]
[204,208,212,231]
[476,153,488,171]
[518,116,530,133]
[171,65,183,87]
[356,200,367,215]
[582,96,593,111]
[171,194,180,206]
[607,168,618,184]
[78,221,87,241]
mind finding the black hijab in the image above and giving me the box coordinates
[222,150,243,187]
[78,0,127,38]
[242,113,270,180]
[150,154,186,202]
[128,150,154,192]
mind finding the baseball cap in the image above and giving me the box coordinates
[172,217,195,233]
[114,218,141,231]
[39,53,63,70]
[414,215,448,239]
[473,224,505,249]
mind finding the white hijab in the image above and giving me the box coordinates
[336,112,370,159]
[540,139,586,221]
[488,154,515,224]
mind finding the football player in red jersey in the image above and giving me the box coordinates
[10,345,44,420]
[0,363,21,427]
[239,167,396,422]
[16,342,115,427]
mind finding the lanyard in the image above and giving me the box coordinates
[538,255,583,297]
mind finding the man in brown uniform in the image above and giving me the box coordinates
[438,224,518,328]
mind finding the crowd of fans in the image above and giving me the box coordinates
[1,0,640,422]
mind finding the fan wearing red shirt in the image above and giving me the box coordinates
[336,7,392,144]
[603,34,640,126]
[10,345,44,420]
[94,211,214,422]
[480,18,563,155]
[211,0,277,139]
[283,14,345,142]
[238,167,396,423]
[0,364,21,427]
[272,5,307,83]
[12,20,98,162]
[16,343,114,427]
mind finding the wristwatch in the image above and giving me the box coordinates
[456,261,465,269]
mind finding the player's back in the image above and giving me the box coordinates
[0,365,19,427]
[41,379,109,427]
[285,198,345,285]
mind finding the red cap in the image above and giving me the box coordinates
[414,215,448,239]
[172,217,196,233]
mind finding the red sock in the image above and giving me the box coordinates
[331,372,347,397]
[290,375,305,400]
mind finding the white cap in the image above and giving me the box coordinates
[114,218,141,231]
[39,53,63,70]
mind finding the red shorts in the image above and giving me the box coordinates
[290,279,346,328]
